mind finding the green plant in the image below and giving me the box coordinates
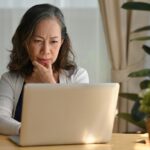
[139,89,150,115]
[118,2,150,130]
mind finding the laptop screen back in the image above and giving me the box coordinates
[19,83,119,146]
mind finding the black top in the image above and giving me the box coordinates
[14,83,25,122]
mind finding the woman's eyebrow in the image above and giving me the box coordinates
[50,36,59,40]
[33,35,44,39]
[33,35,59,39]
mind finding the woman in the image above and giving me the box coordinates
[0,4,89,135]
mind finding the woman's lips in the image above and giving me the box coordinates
[37,59,51,66]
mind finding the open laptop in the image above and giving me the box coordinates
[9,83,119,146]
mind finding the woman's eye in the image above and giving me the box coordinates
[34,39,43,43]
[51,41,58,44]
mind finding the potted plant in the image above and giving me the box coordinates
[118,1,150,131]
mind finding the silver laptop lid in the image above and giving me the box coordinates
[20,83,119,146]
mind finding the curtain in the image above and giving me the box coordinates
[99,0,149,132]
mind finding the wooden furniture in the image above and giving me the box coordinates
[0,133,149,150]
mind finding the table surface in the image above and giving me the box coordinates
[0,133,150,150]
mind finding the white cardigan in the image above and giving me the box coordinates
[0,67,89,135]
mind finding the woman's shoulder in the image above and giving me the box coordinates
[74,66,88,74]
[61,66,89,83]
[62,66,87,76]
[1,71,19,81]
[73,67,89,83]
[0,71,23,87]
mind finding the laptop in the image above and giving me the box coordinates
[9,83,119,146]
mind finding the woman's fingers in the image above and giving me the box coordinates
[31,60,55,83]
[32,60,52,72]
[32,61,45,70]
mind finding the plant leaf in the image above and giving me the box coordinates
[117,113,146,129]
[140,80,150,89]
[132,26,150,33]
[128,69,150,77]
[119,93,141,101]
[142,45,150,55]
[122,2,150,11]
[130,36,150,41]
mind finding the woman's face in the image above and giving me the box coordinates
[27,18,63,67]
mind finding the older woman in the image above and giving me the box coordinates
[0,3,89,135]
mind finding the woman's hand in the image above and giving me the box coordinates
[26,61,57,83]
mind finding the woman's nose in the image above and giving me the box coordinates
[42,42,51,55]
